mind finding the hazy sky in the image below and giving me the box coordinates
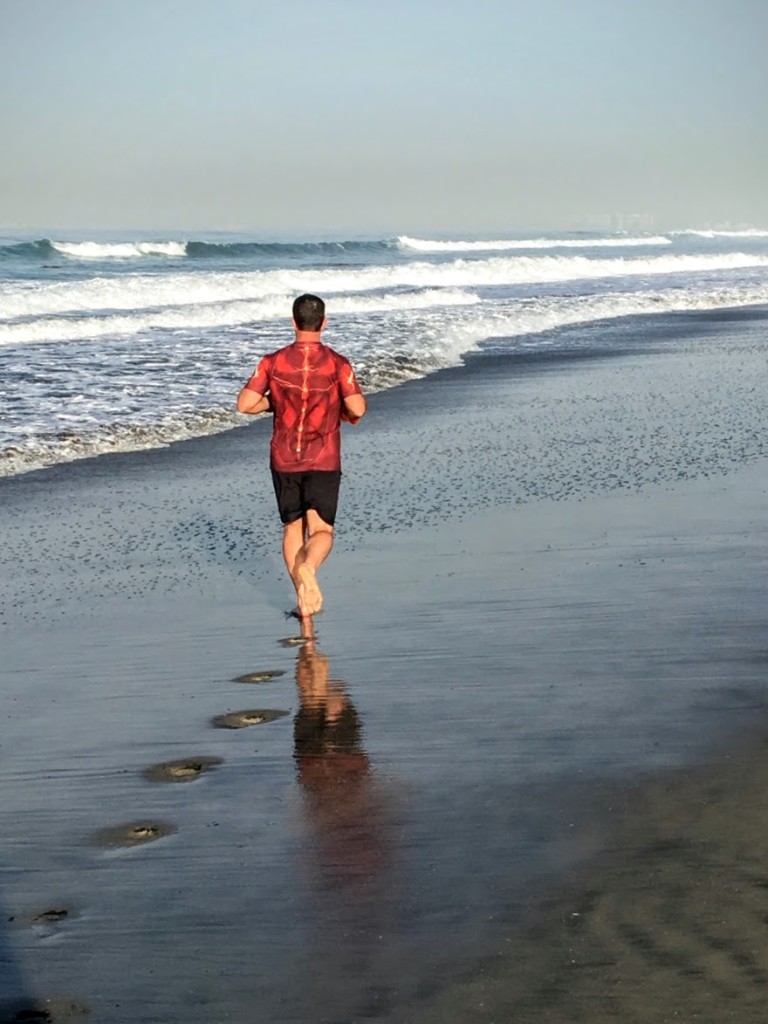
[1,0,766,234]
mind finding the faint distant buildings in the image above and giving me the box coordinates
[569,212,657,232]
[567,212,764,232]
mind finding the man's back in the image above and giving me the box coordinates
[252,340,359,473]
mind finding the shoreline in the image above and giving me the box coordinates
[3,301,768,486]
[1,305,768,1021]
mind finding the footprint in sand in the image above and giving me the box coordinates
[31,908,71,925]
[211,709,289,729]
[278,636,309,648]
[30,909,76,942]
[8,907,77,938]
[89,821,177,848]
[142,756,223,783]
[232,669,286,683]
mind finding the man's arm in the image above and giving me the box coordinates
[236,387,271,415]
[339,358,366,424]
[341,393,366,424]
[236,357,272,415]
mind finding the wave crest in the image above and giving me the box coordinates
[51,240,187,259]
[0,237,399,263]
[397,235,672,252]
[672,229,768,238]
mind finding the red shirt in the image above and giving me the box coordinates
[245,340,362,472]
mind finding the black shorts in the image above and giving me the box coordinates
[270,469,341,527]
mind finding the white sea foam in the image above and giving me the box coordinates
[0,408,244,476]
[5,283,768,478]
[3,251,767,327]
[398,235,672,251]
[671,229,768,239]
[0,288,479,346]
[427,286,768,358]
[51,240,187,259]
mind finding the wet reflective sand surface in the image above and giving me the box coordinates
[2,308,768,1022]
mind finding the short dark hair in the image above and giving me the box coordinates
[292,294,326,331]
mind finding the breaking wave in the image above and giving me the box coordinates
[51,240,187,259]
[0,236,399,263]
[0,288,479,346]
[671,229,768,239]
[3,230,767,267]
[3,251,767,332]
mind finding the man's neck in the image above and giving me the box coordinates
[294,330,323,345]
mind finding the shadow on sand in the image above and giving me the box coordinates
[0,895,32,1023]
[0,891,86,1023]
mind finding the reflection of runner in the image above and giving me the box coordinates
[236,294,366,617]
[292,625,389,889]
[294,639,370,790]
[291,631,400,1020]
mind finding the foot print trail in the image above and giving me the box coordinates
[211,710,290,729]
[89,822,177,848]
[142,757,223,783]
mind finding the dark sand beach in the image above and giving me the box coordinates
[1,307,768,1023]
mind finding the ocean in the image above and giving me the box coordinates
[2,227,768,476]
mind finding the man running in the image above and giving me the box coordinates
[236,294,366,617]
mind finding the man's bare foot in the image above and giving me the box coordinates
[297,564,323,615]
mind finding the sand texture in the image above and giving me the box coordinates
[0,307,767,1022]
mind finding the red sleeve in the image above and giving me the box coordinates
[338,358,362,398]
[244,355,270,394]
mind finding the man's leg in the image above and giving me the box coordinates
[301,509,334,571]
[295,509,334,616]
[282,518,305,595]
[273,470,308,609]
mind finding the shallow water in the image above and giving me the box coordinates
[3,228,768,476]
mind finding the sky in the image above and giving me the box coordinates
[1,0,766,235]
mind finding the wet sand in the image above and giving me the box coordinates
[1,307,767,1022]
[377,732,768,1024]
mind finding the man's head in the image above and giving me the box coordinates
[292,294,326,333]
